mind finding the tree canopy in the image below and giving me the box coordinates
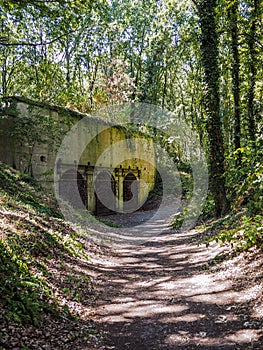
[1,0,262,229]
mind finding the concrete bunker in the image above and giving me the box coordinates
[0,96,156,215]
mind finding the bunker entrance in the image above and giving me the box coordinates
[59,169,87,209]
[123,172,138,212]
[95,171,117,216]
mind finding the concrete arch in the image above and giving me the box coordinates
[94,171,117,215]
[123,172,138,212]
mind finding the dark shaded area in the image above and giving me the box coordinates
[123,172,138,211]
[97,170,164,227]
[95,171,117,215]
[141,169,163,211]
[59,169,87,209]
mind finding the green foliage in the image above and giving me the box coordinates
[0,162,89,325]
[0,240,51,325]
[226,140,263,214]
[200,195,215,220]
[98,219,122,228]
[0,0,200,113]
[0,162,62,218]
[170,200,213,230]
[213,215,263,251]
[212,140,263,250]
[170,208,189,229]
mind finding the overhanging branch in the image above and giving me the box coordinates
[0,23,107,47]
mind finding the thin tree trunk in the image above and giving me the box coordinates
[65,34,70,85]
[1,55,7,97]
[162,66,167,109]
[89,61,99,110]
[230,1,241,164]
[198,0,230,217]
[247,0,259,142]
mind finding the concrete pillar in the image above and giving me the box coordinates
[87,169,95,213]
[118,177,124,212]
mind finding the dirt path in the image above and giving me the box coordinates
[85,215,263,350]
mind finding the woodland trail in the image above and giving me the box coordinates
[84,214,263,350]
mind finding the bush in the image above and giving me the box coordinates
[214,215,263,251]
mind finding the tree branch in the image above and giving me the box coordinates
[0,24,107,47]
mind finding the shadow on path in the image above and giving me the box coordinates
[86,228,262,350]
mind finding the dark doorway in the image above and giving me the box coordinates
[141,169,163,211]
[123,172,138,212]
[59,169,87,209]
[95,171,116,215]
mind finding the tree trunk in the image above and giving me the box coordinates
[229,1,241,164]
[65,34,70,85]
[247,0,259,142]
[1,55,7,97]
[198,0,230,217]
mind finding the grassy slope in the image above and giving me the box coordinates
[0,162,104,349]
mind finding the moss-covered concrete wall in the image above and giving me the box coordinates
[0,96,156,214]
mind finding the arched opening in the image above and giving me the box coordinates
[123,172,138,212]
[95,171,116,215]
[59,169,87,209]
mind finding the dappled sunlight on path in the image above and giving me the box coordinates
[86,204,180,245]
[88,229,262,349]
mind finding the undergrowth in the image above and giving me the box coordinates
[0,162,88,325]
[208,144,263,251]
[170,142,263,252]
[213,214,263,250]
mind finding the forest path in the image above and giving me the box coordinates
[86,219,262,350]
